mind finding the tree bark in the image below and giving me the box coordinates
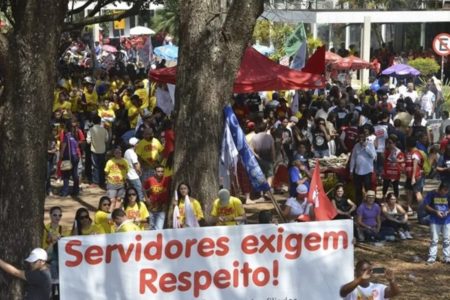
[171,0,263,224]
[0,1,68,299]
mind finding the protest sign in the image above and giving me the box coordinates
[59,220,353,299]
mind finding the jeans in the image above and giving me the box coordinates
[61,159,79,196]
[150,211,166,230]
[128,178,145,200]
[428,223,450,260]
[354,173,372,204]
[140,167,155,183]
[375,152,384,176]
[382,179,399,197]
[91,153,106,186]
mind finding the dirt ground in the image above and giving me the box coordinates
[45,179,450,299]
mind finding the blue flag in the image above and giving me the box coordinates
[224,106,270,192]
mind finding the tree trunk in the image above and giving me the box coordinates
[0,1,68,299]
[171,0,263,224]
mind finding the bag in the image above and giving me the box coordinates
[417,150,431,176]
[60,160,72,171]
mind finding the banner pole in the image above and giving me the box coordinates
[442,56,445,81]
[267,191,287,223]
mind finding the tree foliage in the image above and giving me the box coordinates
[253,20,293,60]
[408,57,440,77]
[151,0,179,40]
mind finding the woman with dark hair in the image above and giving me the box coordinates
[59,121,80,197]
[381,193,412,240]
[71,208,104,236]
[123,186,149,230]
[43,206,65,250]
[94,196,115,234]
[331,184,357,219]
[173,182,204,228]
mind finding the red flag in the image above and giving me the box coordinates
[307,162,337,220]
[302,45,325,75]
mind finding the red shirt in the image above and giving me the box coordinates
[143,176,171,205]
[383,148,404,180]
[404,149,423,179]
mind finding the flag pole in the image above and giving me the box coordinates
[266,191,286,223]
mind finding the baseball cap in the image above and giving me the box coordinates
[129,137,139,146]
[25,248,48,263]
[366,190,376,197]
[296,184,308,195]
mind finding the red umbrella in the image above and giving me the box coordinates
[325,51,342,63]
[102,44,117,53]
[332,55,372,70]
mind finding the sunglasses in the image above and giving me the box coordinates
[52,214,62,217]
[102,203,111,206]
[79,215,89,220]
[128,193,137,196]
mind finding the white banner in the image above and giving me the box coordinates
[59,220,353,300]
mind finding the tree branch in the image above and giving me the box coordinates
[66,0,97,16]
[63,0,145,31]
[222,0,264,44]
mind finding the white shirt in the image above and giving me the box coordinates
[285,197,311,218]
[403,90,418,103]
[124,148,140,180]
[344,282,388,300]
[420,91,435,114]
[374,124,388,153]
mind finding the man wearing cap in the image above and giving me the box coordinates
[210,189,246,226]
[0,248,51,299]
[124,137,144,200]
[282,184,314,222]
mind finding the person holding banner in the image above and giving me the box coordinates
[94,196,115,234]
[340,259,400,299]
[210,189,246,226]
[123,187,149,230]
[282,184,314,222]
[71,208,105,236]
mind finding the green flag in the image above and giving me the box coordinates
[285,23,306,57]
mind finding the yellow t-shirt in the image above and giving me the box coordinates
[94,210,114,234]
[98,107,116,120]
[84,89,98,112]
[135,138,163,167]
[134,88,149,109]
[116,220,141,233]
[178,198,204,225]
[128,105,139,129]
[104,158,129,185]
[123,95,132,110]
[210,196,245,226]
[81,224,105,235]
[125,203,150,230]
[52,101,72,119]
[42,223,66,250]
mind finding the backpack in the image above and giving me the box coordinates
[417,149,431,176]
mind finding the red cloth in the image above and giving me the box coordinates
[237,160,251,194]
[162,129,175,159]
[307,162,337,220]
[149,47,326,92]
[302,46,325,74]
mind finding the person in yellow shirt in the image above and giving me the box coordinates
[52,91,72,119]
[42,206,66,250]
[135,128,163,181]
[123,187,149,230]
[211,189,246,226]
[112,208,141,232]
[128,95,142,129]
[134,80,149,109]
[174,182,204,227]
[82,76,98,113]
[71,208,105,236]
[104,147,129,205]
[94,196,117,234]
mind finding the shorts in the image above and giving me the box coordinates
[106,184,126,199]
[404,176,424,193]
[257,158,274,178]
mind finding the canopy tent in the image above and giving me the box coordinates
[149,47,325,93]
[331,55,372,70]
[325,51,342,63]
[130,26,155,35]
[381,63,420,77]
[302,45,325,75]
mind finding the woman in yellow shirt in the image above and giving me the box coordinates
[94,196,116,234]
[123,187,149,230]
[174,182,204,228]
[42,206,65,250]
[71,208,105,236]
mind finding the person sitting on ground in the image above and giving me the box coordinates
[356,190,382,242]
[381,192,412,240]
[112,208,141,233]
[331,183,357,219]
[339,259,400,299]
[282,184,314,222]
[71,208,105,236]
[0,248,52,300]
[423,182,450,264]
[210,189,246,226]
[288,159,310,197]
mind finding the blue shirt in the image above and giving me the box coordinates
[423,191,450,225]
[350,142,376,175]
[288,166,309,197]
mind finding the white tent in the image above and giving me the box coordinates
[129,26,155,35]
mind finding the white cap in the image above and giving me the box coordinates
[129,137,139,146]
[25,248,48,263]
[296,184,308,194]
